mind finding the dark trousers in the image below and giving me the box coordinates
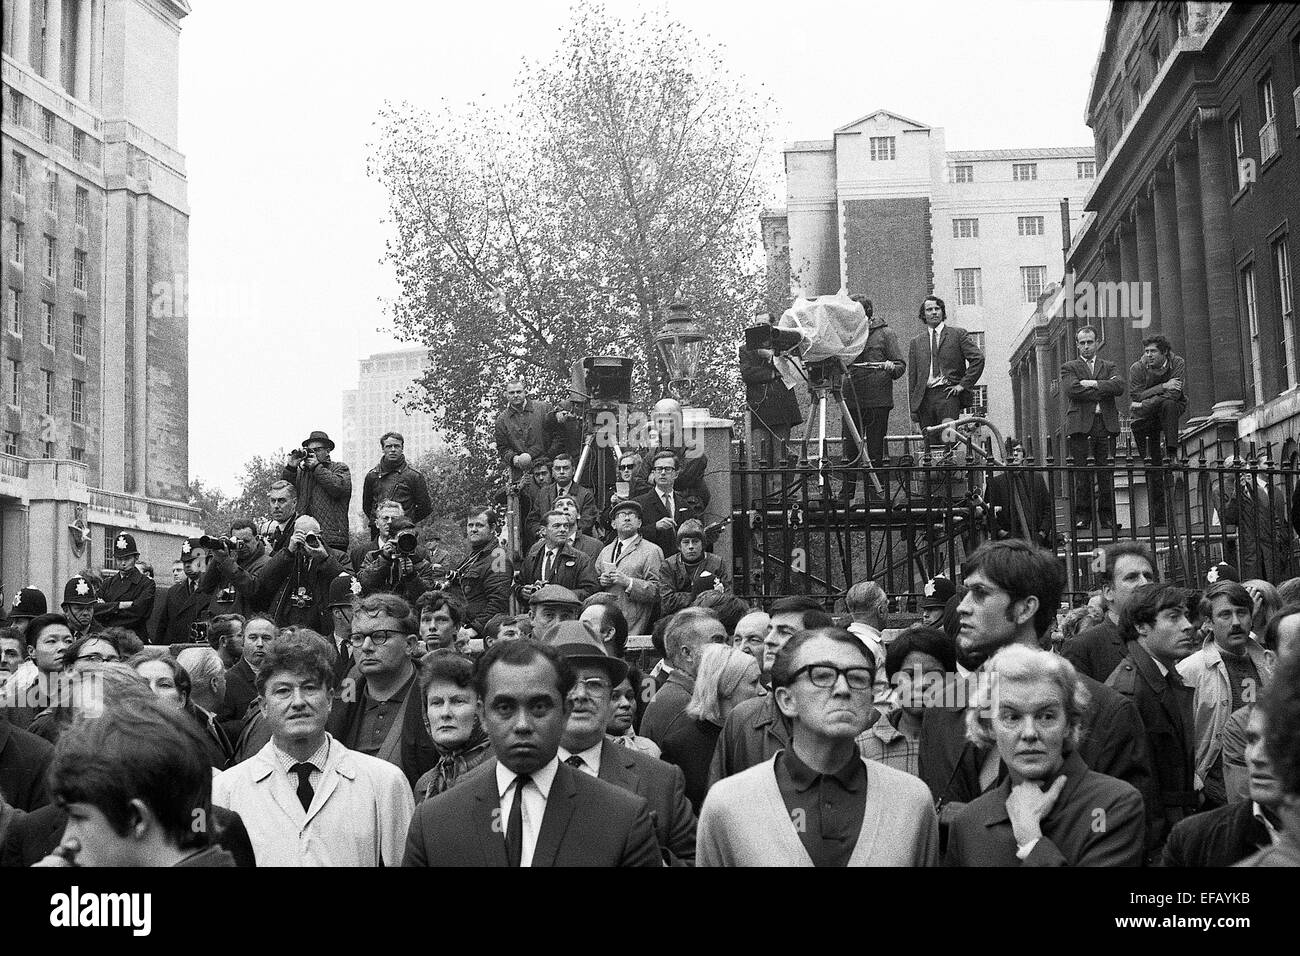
[916,386,962,453]
[1132,413,1178,524]
[841,406,889,498]
[1069,417,1117,522]
[749,418,791,466]
[1133,399,1184,450]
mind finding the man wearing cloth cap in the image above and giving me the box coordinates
[597,499,664,637]
[919,575,955,628]
[528,584,584,637]
[60,575,103,639]
[282,430,353,552]
[326,572,361,686]
[94,532,156,644]
[150,538,212,645]
[657,519,731,617]
[516,509,599,607]
[6,587,48,636]
[550,621,697,865]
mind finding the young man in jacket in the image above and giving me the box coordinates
[282,430,352,551]
[443,506,513,641]
[906,295,985,458]
[1128,335,1186,524]
[361,432,432,539]
[516,510,600,605]
[494,380,555,481]
[655,520,731,617]
[1061,325,1126,531]
[842,296,905,502]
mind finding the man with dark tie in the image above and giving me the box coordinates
[516,510,599,605]
[906,295,985,458]
[151,539,212,644]
[402,638,662,866]
[1062,325,1126,531]
[635,451,698,558]
[526,453,599,539]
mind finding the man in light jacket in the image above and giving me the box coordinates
[596,499,663,637]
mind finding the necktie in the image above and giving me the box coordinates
[662,492,673,517]
[542,550,554,582]
[565,755,585,770]
[505,773,531,867]
[290,762,316,813]
[612,540,623,564]
[930,328,939,380]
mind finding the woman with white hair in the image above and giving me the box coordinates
[945,644,1145,866]
[659,644,760,815]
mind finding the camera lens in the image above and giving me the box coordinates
[304,533,320,547]
[397,532,417,554]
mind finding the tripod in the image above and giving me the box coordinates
[801,358,883,497]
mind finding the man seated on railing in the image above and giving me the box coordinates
[1128,335,1186,526]
[980,439,1054,548]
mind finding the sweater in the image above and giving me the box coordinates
[696,753,939,867]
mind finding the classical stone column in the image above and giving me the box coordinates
[1134,193,1162,335]
[1173,139,1213,419]
[89,0,103,108]
[1194,108,1245,410]
[74,0,93,101]
[1118,218,1143,374]
[44,0,63,87]
[1151,166,1185,351]
[12,0,33,65]
[1101,240,1128,373]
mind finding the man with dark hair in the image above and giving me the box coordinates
[982,439,1054,546]
[1236,654,1300,865]
[516,455,553,553]
[217,616,276,741]
[1106,582,1200,858]
[495,379,555,480]
[5,613,74,732]
[358,515,441,604]
[361,431,432,539]
[1062,540,1157,681]
[634,450,697,558]
[516,509,600,605]
[906,295,985,457]
[416,590,465,652]
[527,452,598,539]
[214,633,415,865]
[857,625,955,777]
[922,540,1152,832]
[200,519,273,618]
[699,627,938,866]
[151,539,212,645]
[1177,580,1272,808]
[708,597,834,784]
[552,495,604,563]
[657,519,731,616]
[841,295,905,502]
[1129,335,1186,522]
[1062,324,1125,531]
[444,506,513,641]
[641,608,727,745]
[692,590,747,636]
[93,532,156,644]
[282,430,352,552]
[0,627,25,688]
[326,593,436,788]
[402,639,662,866]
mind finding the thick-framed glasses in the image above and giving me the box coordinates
[617,463,637,471]
[790,663,873,691]
[652,465,677,473]
[75,652,121,664]
[349,628,407,647]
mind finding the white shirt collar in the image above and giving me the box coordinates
[1253,802,1280,845]
[495,754,559,800]
[931,322,945,337]
[557,740,604,776]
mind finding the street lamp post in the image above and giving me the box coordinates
[655,301,707,405]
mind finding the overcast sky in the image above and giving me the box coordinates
[182,0,1108,494]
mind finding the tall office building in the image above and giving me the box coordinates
[763,109,1094,441]
[1,0,199,603]
[340,347,449,532]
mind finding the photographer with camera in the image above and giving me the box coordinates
[740,309,803,469]
[841,296,906,503]
[197,520,271,618]
[94,532,156,645]
[515,509,600,606]
[442,505,513,642]
[358,516,441,605]
[361,432,433,540]
[150,538,213,645]
[282,430,353,552]
[255,515,348,633]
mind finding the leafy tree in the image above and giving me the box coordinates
[370,0,775,463]
[189,449,292,532]
[187,478,237,535]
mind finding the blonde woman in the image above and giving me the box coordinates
[659,644,760,815]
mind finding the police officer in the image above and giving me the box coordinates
[326,571,361,686]
[61,574,102,639]
[6,586,48,635]
[95,532,157,644]
[920,575,956,628]
[150,538,212,645]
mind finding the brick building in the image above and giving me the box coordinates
[762,110,1093,442]
[1010,2,1300,466]
[1,0,199,604]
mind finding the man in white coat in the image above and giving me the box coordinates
[213,632,414,866]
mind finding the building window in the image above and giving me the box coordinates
[1077,160,1096,178]
[75,187,87,227]
[41,301,54,347]
[42,441,54,460]
[869,136,896,161]
[1232,114,1248,191]
[44,236,56,279]
[73,249,86,290]
[70,445,84,462]
[71,378,84,424]
[43,369,54,415]
[11,222,23,265]
[72,312,85,356]
[952,218,979,239]
[1021,266,1047,302]
[1276,237,1296,390]
[3,432,17,456]
[1018,216,1045,236]
[1242,263,1263,406]
[1259,75,1279,162]
[72,130,84,162]
[953,164,974,183]
[9,92,24,127]
[7,289,20,336]
[42,109,55,144]
[6,359,20,407]
[968,331,986,351]
[1012,163,1038,181]
[46,172,58,216]
[12,153,26,197]
[954,268,983,306]
[969,385,989,415]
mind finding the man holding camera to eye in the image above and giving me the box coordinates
[282,430,353,553]
[255,515,349,633]
[198,520,273,618]
[358,516,441,605]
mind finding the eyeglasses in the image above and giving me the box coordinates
[75,653,121,664]
[569,677,612,698]
[789,663,874,691]
[617,464,637,471]
[349,629,407,647]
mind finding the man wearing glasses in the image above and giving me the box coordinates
[634,451,695,558]
[697,626,938,866]
[326,593,436,788]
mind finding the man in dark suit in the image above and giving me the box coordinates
[634,450,698,558]
[0,714,52,811]
[94,532,156,644]
[1062,325,1126,530]
[216,616,276,742]
[515,509,600,604]
[402,639,662,866]
[906,295,984,457]
[548,620,697,864]
[150,538,213,644]
[1106,582,1200,861]
[842,296,905,502]
[981,439,1054,547]
[526,453,599,540]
